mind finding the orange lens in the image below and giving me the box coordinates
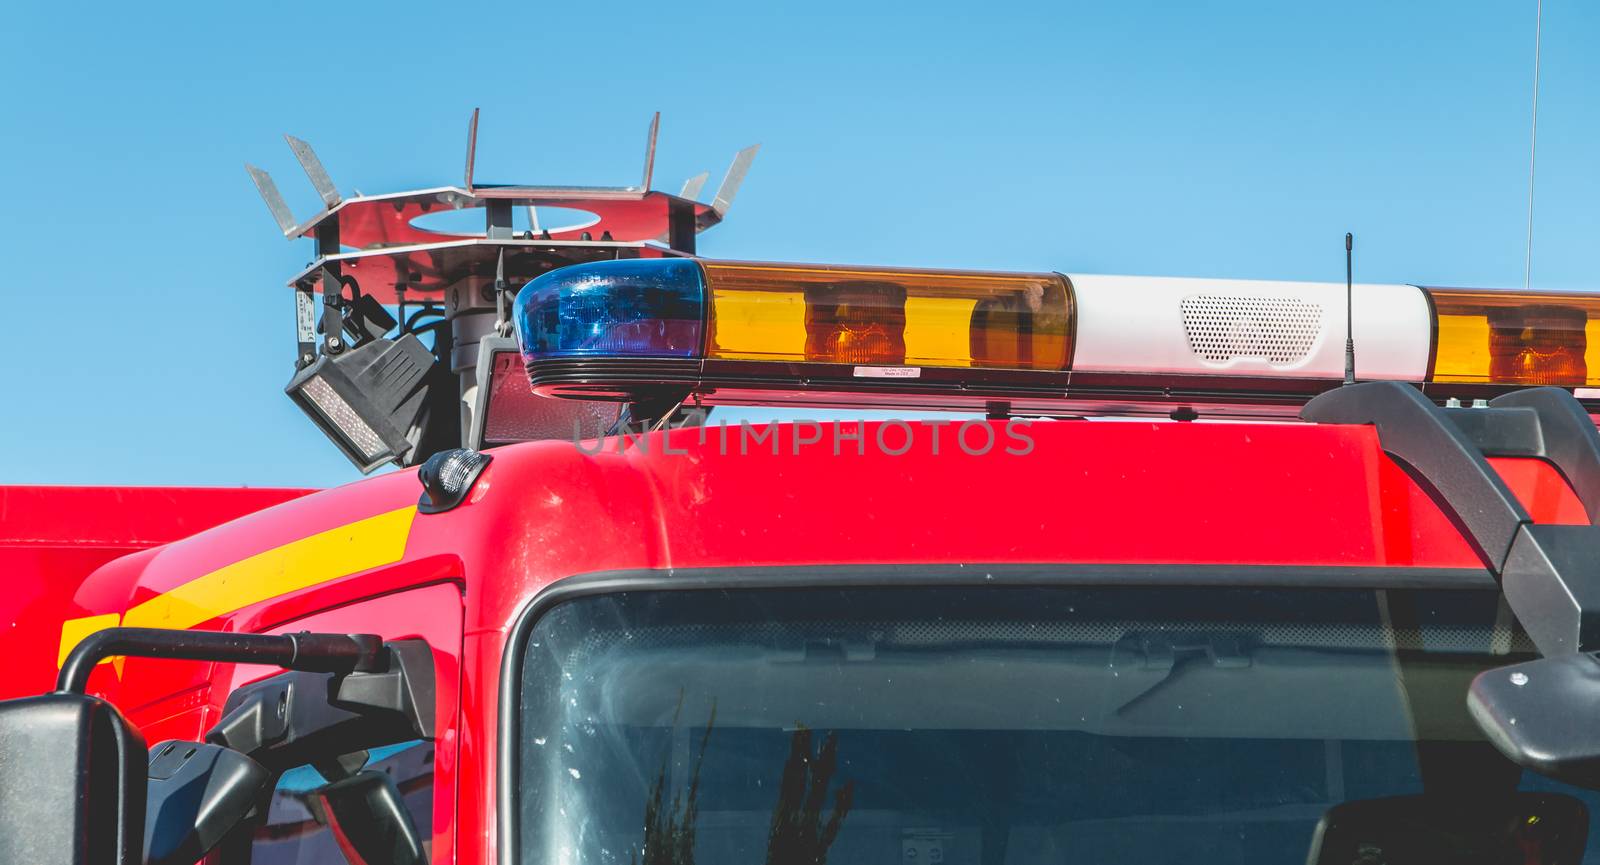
[803,280,907,364]
[1426,288,1600,386]
[702,261,1073,370]
[1489,305,1586,384]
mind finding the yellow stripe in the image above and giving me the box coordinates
[58,506,416,669]
[58,613,122,668]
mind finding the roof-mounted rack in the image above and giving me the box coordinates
[1302,381,1600,656]
[248,110,760,472]
[249,110,761,302]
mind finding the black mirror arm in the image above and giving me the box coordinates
[57,628,385,694]
[206,639,436,768]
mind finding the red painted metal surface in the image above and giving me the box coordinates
[1487,456,1590,524]
[24,418,1597,863]
[293,189,708,303]
[229,584,465,865]
[0,486,312,699]
[307,239,677,303]
[331,190,711,251]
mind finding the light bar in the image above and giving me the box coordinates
[1424,288,1600,388]
[702,261,1071,370]
[510,259,1600,415]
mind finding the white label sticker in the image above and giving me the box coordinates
[1575,387,1600,400]
[295,291,316,343]
[854,366,922,379]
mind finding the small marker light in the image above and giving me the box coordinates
[417,448,492,514]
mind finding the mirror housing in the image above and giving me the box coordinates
[313,769,429,865]
[143,740,270,865]
[0,628,419,865]
[1469,653,1600,789]
[0,693,147,865]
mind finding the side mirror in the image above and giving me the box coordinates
[313,769,429,865]
[1468,653,1600,789]
[0,693,147,865]
[143,740,270,865]
[1308,792,1588,865]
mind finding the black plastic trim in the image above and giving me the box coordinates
[209,639,436,771]
[1302,381,1531,571]
[526,357,702,399]
[1468,652,1600,788]
[1501,524,1600,656]
[142,741,268,865]
[1304,382,1600,656]
[493,561,1495,865]
[526,356,1353,409]
[1441,406,1546,457]
[524,355,1600,417]
[1491,387,1600,525]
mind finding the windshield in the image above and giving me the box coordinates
[515,585,1600,865]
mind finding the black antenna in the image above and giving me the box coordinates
[1343,232,1356,386]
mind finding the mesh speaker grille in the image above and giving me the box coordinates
[1180,294,1322,366]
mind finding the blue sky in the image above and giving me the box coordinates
[2,0,1596,487]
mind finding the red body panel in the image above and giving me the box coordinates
[0,486,312,698]
[31,418,1594,864]
[1487,456,1589,524]
[223,584,465,865]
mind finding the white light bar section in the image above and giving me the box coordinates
[1067,275,1432,380]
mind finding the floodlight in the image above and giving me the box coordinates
[285,334,435,473]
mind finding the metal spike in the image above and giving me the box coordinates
[283,135,340,208]
[712,144,761,216]
[245,164,297,236]
[679,172,709,201]
[465,108,480,192]
[525,204,541,233]
[640,111,660,191]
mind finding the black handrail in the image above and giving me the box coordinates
[57,628,384,694]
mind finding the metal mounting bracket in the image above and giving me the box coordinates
[1303,381,1600,655]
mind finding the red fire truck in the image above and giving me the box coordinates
[8,113,1600,865]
